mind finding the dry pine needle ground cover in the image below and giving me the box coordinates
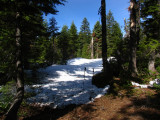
[1,88,160,120]
[58,88,160,120]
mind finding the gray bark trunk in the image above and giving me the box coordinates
[148,51,158,75]
[136,1,140,46]
[4,12,24,120]
[148,0,160,75]
[91,37,94,59]
[96,43,99,58]
[129,0,138,77]
[124,18,130,38]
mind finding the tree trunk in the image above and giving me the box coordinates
[124,18,130,38]
[101,0,107,72]
[96,43,99,58]
[4,12,24,120]
[129,0,138,77]
[158,0,160,50]
[148,0,160,75]
[136,1,140,46]
[91,37,94,59]
[148,51,158,75]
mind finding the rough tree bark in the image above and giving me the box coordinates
[91,37,94,59]
[148,51,158,75]
[129,0,138,77]
[4,12,24,120]
[136,1,140,46]
[159,0,160,45]
[124,18,130,39]
[96,43,99,58]
[158,0,160,35]
[101,0,107,73]
[148,0,160,75]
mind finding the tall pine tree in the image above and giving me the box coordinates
[55,25,70,64]
[128,0,139,77]
[93,21,102,58]
[0,0,66,119]
[69,21,78,58]
[106,10,123,57]
[78,18,91,58]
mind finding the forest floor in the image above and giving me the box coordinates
[1,87,160,120]
[1,58,160,120]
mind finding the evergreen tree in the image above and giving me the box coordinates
[69,21,78,58]
[0,10,16,84]
[78,18,91,58]
[0,0,66,119]
[112,22,123,56]
[106,10,123,57]
[26,16,50,69]
[101,0,107,72]
[105,10,123,70]
[106,10,114,56]
[141,0,160,75]
[93,21,102,58]
[55,25,70,64]
[48,17,59,37]
[45,17,59,65]
[80,18,91,43]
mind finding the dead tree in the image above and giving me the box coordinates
[128,0,139,77]
[90,37,94,59]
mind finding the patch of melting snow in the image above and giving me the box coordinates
[131,78,160,88]
[25,58,110,108]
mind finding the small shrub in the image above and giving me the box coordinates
[153,83,160,90]
[112,83,121,94]
[0,81,16,113]
[157,74,160,79]
[156,66,160,73]
[24,91,36,99]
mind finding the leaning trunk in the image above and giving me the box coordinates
[4,12,24,120]
[129,0,138,77]
[101,0,107,72]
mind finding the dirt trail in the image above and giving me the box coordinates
[58,89,160,120]
[1,88,160,120]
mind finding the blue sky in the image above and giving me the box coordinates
[47,0,130,33]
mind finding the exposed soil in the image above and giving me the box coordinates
[1,88,160,120]
[57,88,160,120]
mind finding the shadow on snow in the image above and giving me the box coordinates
[25,59,106,109]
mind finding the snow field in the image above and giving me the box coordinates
[25,58,110,108]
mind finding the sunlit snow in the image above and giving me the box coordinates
[25,58,110,108]
[131,78,160,88]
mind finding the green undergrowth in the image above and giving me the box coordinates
[153,83,160,91]
[0,81,15,114]
[0,80,37,115]
[107,71,160,97]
